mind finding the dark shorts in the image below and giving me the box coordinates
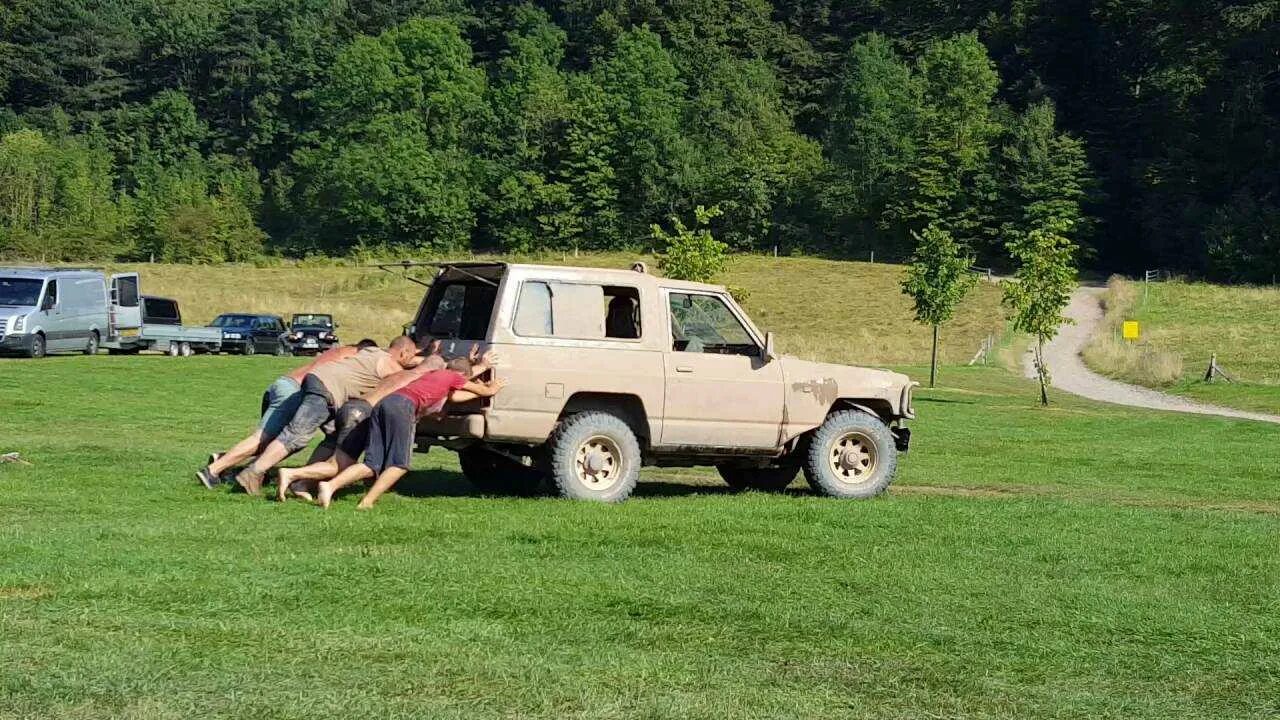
[333,399,373,460]
[363,394,416,475]
[276,374,335,452]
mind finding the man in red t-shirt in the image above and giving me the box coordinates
[316,357,506,510]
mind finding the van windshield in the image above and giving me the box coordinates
[0,278,43,306]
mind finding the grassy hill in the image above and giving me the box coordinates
[104,253,1007,368]
[1084,277,1280,413]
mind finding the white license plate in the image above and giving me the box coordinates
[304,339,318,347]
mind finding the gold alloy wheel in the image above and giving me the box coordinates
[827,431,878,485]
[575,435,623,491]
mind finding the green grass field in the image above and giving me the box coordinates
[3,355,1278,719]
[103,253,1007,368]
[1087,278,1280,414]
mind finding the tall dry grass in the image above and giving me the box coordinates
[1082,276,1183,386]
[102,253,1008,367]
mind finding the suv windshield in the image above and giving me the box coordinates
[212,315,255,328]
[0,278,43,306]
[421,281,498,341]
[292,314,332,327]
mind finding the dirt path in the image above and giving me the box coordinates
[1023,287,1280,424]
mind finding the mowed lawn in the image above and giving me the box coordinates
[2,356,1279,719]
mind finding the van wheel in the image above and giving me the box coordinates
[803,410,898,499]
[547,411,641,502]
[458,447,544,496]
[718,465,798,492]
[26,333,46,359]
[84,331,99,356]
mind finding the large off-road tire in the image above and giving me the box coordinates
[458,446,544,497]
[803,410,898,499]
[547,411,641,502]
[717,465,799,492]
[83,330,99,355]
[26,333,46,359]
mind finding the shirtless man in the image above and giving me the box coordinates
[316,357,506,510]
[276,342,496,501]
[234,336,421,496]
[195,339,378,489]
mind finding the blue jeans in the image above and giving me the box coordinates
[258,376,302,441]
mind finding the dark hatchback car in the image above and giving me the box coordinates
[211,313,291,356]
[287,313,339,355]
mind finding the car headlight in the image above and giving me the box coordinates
[11,315,24,332]
[225,332,241,339]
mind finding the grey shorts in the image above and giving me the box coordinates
[333,399,373,460]
[276,374,335,452]
[259,376,302,440]
[363,394,416,475]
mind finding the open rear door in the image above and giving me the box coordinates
[110,273,142,336]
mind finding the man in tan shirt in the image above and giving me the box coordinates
[235,335,420,496]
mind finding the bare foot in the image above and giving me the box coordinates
[293,489,314,503]
[235,467,264,496]
[276,468,293,502]
[356,501,374,511]
[316,481,335,509]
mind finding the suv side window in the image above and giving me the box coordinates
[514,282,642,341]
[668,293,756,355]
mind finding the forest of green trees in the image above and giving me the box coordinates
[1,1,1276,280]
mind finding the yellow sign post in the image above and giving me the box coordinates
[1122,321,1140,340]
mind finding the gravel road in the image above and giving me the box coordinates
[1024,287,1280,424]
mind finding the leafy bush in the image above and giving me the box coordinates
[655,205,726,282]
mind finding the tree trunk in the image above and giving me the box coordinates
[1036,336,1049,406]
[929,323,939,388]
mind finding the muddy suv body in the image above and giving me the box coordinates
[405,261,916,502]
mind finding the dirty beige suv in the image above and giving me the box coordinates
[400,261,916,502]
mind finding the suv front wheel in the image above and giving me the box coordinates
[804,410,898,499]
[547,411,641,502]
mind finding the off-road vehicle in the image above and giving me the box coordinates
[396,261,916,502]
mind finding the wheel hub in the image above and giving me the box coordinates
[829,432,877,484]
[575,436,622,489]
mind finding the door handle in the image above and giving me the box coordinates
[675,366,693,373]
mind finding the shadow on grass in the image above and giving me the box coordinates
[916,396,977,405]
[380,469,774,500]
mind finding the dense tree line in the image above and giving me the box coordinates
[0,1,1275,280]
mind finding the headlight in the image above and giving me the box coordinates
[11,316,25,332]
[290,333,302,340]
[225,332,241,339]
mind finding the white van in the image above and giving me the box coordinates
[0,268,112,357]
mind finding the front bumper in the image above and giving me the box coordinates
[415,413,486,447]
[0,333,28,353]
[220,338,250,352]
[288,338,337,354]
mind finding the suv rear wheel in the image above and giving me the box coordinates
[804,410,898,499]
[458,446,544,496]
[547,411,641,502]
[717,465,798,492]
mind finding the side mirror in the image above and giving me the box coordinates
[763,332,778,363]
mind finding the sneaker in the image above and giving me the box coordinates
[195,466,221,490]
[235,467,265,496]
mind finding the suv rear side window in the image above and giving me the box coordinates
[425,282,498,340]
[514,282,641,341]
[669,293,756,355]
